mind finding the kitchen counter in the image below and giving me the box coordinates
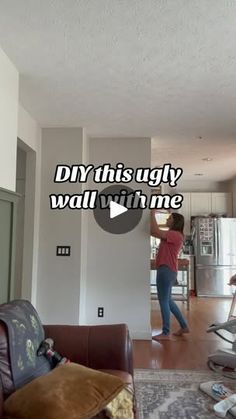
[150,258,190,270]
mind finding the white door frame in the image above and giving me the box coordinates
[17,138,37,302]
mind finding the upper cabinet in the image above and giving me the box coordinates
[190,193,212,217]
[211,192,232,217]
[177,192,233,235]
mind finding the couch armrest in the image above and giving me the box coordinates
[0,376,3,419]
[43,324,133,376]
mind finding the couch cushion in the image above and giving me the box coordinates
[99,370,133,384]
[4,363,125,419]
[99,370,134,395]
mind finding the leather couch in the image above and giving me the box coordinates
[0,321,137,418]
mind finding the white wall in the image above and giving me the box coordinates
[178,180,230,192]
[78,129,89,324]
[86,137,151,339]
[36,132,151,339]
[18,104,41,152]
[163,180,231,194]
[0,44,41,304]
[37,128,84,324]
[0,47,19,191]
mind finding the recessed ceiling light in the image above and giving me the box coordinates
[194,173,204,176]
[202,157,213,161]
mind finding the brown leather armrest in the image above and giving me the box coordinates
[43,324,133,376]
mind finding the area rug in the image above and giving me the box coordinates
[134,369,236,419]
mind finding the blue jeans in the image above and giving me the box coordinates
[156,265,188,335]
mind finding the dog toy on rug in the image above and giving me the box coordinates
[37,338,70,367]
[200,381,236,417]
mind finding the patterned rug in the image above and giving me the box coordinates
[134,369,236,419]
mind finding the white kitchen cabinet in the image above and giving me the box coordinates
[176,192,233,239]
[178,192,191,234]
[211,192,232,217]
[190,193,212,217]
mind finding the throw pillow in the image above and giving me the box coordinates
[105,387,134,419]
[4,363,125,419]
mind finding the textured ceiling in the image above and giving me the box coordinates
[0,0,236,180]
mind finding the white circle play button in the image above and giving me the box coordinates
[93,185,143,234]
[109,201,128,219]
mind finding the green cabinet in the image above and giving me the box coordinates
[0,188,19,304]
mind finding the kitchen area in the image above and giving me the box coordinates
[150,191,236,307]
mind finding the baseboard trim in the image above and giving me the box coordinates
[130,330,152,340]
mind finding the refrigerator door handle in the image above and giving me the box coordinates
[191,225,196,243]
[216,219,220,264]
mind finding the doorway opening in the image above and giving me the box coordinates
[150,189,170,333]
[15,139,36,301]
[15,145,26,298]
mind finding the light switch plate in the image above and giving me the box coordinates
[56,246,71,256]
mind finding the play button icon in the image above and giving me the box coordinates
[110,201,128,219]
[93,185,143,234]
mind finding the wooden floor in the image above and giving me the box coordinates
[133,297,233,370]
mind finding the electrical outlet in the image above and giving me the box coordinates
[98,307,104,317]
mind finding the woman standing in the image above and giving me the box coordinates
[151,210,189,341]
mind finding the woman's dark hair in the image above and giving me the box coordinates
[170,213,184,234]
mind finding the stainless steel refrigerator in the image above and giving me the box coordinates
[193,217,236,297]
